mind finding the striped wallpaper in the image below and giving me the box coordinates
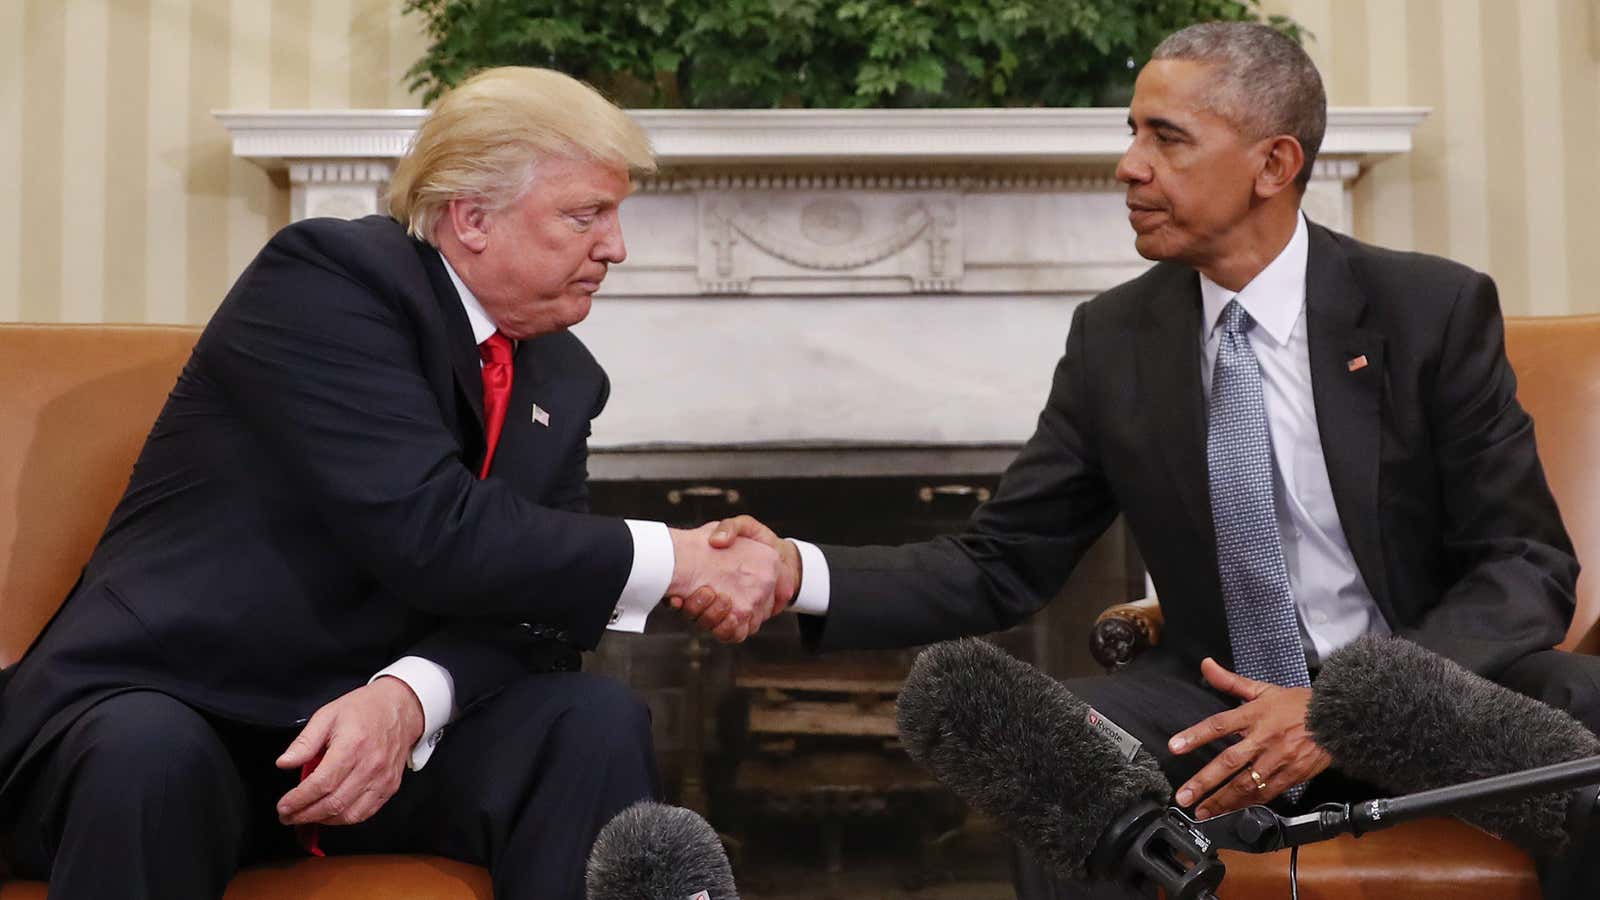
[3,0,1598,323]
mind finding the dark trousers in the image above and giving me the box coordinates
[3,672,660,900]
[1012,648,1600,900]
[1499,649,1600,900]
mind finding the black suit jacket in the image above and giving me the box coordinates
[0,215,635,800]
[808,222,1577,678]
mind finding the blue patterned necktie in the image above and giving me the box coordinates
[1207,300,1310,800]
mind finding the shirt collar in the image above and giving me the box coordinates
[1199,211,1309,348]
[437,251,498,346]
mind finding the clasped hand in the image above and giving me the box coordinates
[667,517,797,642]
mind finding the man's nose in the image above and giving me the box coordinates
[1115,143,1150,185]
[595,217,626,263]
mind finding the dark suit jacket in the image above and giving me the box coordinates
[0,215,635,802]
[808,222,1578,678]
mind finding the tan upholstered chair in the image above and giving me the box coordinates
[1089,314,1600,898]
[0,324,491,899]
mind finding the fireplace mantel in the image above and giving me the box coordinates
[218,106,1425,166]
[215,107,1428,470]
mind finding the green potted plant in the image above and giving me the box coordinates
[403,0,1304,108]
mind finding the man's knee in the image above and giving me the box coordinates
[552,674,653,749]
[61,692,243,811]
[1498,650,1600,734]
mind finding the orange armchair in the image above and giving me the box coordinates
[0,325,491,899]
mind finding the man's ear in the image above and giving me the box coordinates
[443,197,491,253]
[1255,135,1306,199]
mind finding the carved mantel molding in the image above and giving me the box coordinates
[214,107,1428,454]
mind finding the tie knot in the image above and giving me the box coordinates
[479,331,513,366]
[1220,299,1253,336]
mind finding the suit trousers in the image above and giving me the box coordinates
[1011,648,1600,900]
[1497,649,1600,900]
[3,671,660,900]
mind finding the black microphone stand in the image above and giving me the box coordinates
[1184,754,1600,854]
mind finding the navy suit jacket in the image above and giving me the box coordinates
[806,222,1577,678]
[0,215,634,801]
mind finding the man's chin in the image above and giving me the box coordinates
[1132,231,1172,262]
[561,294,594,328]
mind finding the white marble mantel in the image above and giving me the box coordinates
[216,107,1427,465]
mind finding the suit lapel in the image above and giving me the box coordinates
[1137,268,1213,543]
[1304,224,1391,609]
[492,344,553,493]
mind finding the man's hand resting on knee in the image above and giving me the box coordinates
[1167,658,1331,819]
[275,676,425,826]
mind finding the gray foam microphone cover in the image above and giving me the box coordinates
[585,801,738,900]
[1309,634,1600,854]
[897,638,1171,878]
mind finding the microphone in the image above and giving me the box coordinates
[585,801,738,900]
[1307,634,1600,855]
[897,638,1223,898]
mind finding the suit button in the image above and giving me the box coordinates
[555,629,570,643]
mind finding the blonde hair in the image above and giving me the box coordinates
[388,67,657,243]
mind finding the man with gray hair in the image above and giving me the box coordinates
[690,21,1599,898]
[0,66,781,900]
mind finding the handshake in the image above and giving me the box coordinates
[665,516,796,643]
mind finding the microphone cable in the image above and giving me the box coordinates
[1288,844,1299,900]
[1287,801,1348,900]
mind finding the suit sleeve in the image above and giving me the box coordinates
[804,303,1120,651]
[391,372,615,715]
[1398,272,1578,676]
[200,229,633,646]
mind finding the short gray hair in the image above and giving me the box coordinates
[1152,22,1325,187]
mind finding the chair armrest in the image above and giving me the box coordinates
[1089,597,1164,672]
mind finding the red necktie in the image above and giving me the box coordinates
[477,331,515,478]
[296,332,518,857]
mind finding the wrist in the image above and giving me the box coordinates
[779,540,803,611]
[373,675,426,744]
[665,527,697,597]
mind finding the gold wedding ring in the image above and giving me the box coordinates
[1248,769,1268,791]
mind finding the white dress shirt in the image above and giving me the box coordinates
[371,253,675,769]
[791,213,1389,667]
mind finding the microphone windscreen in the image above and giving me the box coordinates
[897,638,1171,879]
[585,801,738,900]
[1308,635,1600,854]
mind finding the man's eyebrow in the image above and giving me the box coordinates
[1128,115,1194,139]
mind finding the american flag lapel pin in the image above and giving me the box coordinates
[1347,354,1369,372]
[531,403,551,427]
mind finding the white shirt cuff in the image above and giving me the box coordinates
[609,519,674,632]
[371,656,456,771]
[788,539,831,616]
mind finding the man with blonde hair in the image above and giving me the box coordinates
[0,67,779,900]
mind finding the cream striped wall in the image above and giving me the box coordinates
[3,0,427,325]
[3,0,1598,324]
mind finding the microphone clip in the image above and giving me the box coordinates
[1183,802,1377,854]
[1089,799,1226,900]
